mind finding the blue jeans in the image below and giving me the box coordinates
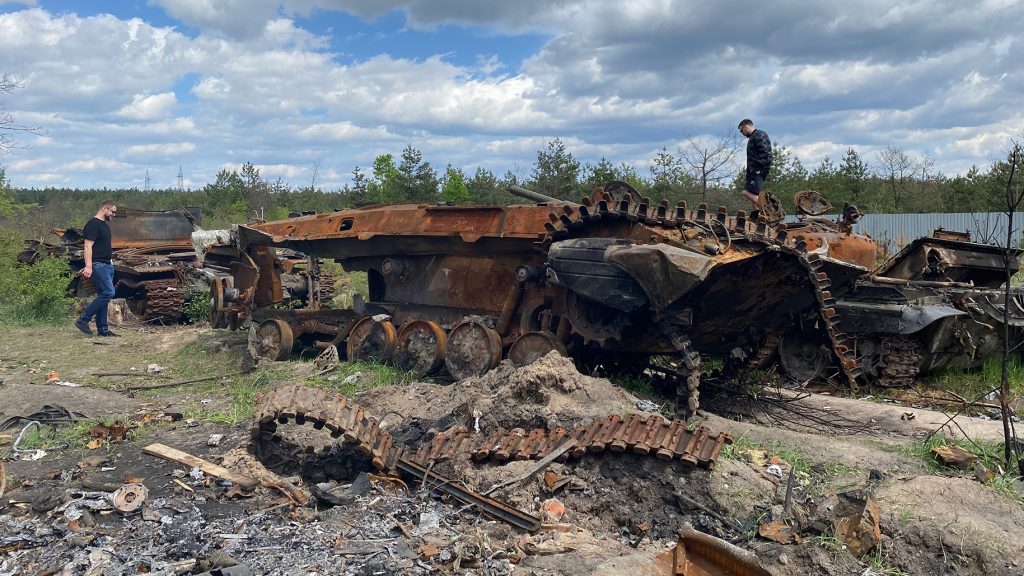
[78,262,115,334]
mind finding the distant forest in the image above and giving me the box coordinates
[2,138,1022,238]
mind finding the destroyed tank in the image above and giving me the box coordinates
[207,183,872,412]
[762,193,1024,385]
[777,229,1024,385]
[21,208,201,322]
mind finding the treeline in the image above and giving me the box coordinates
[2,138,1022,237]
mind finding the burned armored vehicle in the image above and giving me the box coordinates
[205,183,871,411]
[777,229,1024,385]
[20,208,202,322]
[765,194,1024,386]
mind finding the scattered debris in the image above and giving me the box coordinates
[931,444,979,469]
[143,443,259,490]
[146,363,165,374]
[670,524,771,576]
[831,490,882,558]
[111,483,149,513]
[758,521,802,544]
[207,434,225,447]
[0,405,84,431]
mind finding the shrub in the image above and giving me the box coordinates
[0,229,74,325]
[184,288,210,324]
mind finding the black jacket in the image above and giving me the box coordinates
[746,129,772,177]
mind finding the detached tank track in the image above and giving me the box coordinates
[541,194,866,389]
[138,278,186,322]
[317,268,336,303]
[251,384,734,476]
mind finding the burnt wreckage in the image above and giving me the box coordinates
[203,184,1024,410]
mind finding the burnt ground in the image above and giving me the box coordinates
[1,322,1023,575]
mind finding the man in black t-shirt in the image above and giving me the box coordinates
[74,201,120,337]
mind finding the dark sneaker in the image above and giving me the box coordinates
[74,319,93,335]
[97,330,121,337]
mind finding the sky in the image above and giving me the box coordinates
[0,0,1022,191]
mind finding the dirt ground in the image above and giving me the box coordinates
[2,322,1024,575]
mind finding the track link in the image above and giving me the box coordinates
[250,384,734,476]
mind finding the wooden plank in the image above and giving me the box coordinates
[143,443,259,490]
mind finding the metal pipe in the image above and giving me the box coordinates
[867,275,974,288]
[507,185,564,204]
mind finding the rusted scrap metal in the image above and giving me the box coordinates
[250,384,734,530]
[395,458,541,532]
[111,483,148,513]
[666,524,771,576]
[832,490,881,558]
[252,384,733,473]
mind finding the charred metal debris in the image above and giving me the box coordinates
[250,384,734,531]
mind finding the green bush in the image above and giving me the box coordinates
[0,229,74,325]
[184,288,210,324]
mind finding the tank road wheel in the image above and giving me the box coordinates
[209,277,226,328]
[508,331,568,367]
[256,319,295,361]
[346,316,397,363]
[778,329,834,382]
[445,320,502,381]
[395,320,447,376]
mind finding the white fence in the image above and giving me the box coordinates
[787,212,1024,248]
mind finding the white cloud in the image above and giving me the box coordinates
[123,142,196,156]
[64,157,128,170]
[296,122,395,142]
[8,157,50,170]
[117,92,177,120]
[1,2,1023,188]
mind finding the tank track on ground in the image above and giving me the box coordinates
[250,384,734,476]
[141,278,186,322]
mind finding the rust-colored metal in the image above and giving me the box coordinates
[394,319,447,376]
[665,524,771,576]
[252,384,733,476]
[203,182,1024,400]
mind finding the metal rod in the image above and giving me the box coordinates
[507,185,563,204]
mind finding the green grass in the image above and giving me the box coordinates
[869,435,1024,504]
[329,269,368,310]
[3,416,145,458]
[307,359,416,396]
[196,369,279,425]
[916,355,1024,417]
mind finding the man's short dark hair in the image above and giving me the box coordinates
[738,119,754,129]
[100,200,116,208]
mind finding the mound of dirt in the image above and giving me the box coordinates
[359,351,644,436]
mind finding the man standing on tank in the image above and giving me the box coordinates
[738,119,772,210]
[74,200,120,337]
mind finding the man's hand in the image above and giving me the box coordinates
[82,265,93,278]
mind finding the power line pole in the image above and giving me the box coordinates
[144,169,151,192]
[177,166,184,191]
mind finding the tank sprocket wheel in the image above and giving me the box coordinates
[346,316,397,362]
[256,319,295,361]
[209,277,226,328]
[444,320,502,381]
[394,320,447,376]
[508,331,568,367]
[565,291,628,345]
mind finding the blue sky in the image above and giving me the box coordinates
[0,0,1022,191]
